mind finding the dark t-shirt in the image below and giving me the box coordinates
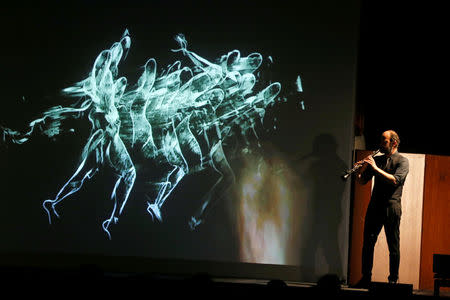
[361,151,409,206]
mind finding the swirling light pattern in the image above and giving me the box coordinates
[238,154,302,265]
[1,30,300,240]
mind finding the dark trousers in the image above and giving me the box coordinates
[361,201,402,282]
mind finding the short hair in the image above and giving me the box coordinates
[387,130,400,148]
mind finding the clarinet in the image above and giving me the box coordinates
[341,149,380,180]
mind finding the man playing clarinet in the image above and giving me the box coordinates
[354,130,409,288]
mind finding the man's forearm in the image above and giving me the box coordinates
[373,166,397,185]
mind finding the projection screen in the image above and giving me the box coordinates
[0,1,360,283]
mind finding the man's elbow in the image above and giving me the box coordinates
[391,175,402,186]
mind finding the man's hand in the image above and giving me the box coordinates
[363,156,378,171]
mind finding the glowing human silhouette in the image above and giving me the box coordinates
[2,30,289,238]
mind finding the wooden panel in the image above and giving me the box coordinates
[348,150,373,286]
[420,155,450,290]
[372,153,425,289]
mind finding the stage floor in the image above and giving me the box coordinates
[1,266,449,298]
[214,277,450,298]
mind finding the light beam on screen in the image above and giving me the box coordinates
[296,75,303,92]
[237,155,300,265]
[0,30,301,240]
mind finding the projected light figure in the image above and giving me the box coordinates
[1,30,284,238]
[46,32,136,239]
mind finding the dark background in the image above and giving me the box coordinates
[358,2,448,155]
[0,0,360,283]
[1,0,446,284]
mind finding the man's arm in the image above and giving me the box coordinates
[363,156,408,186]
[371,165,397,185]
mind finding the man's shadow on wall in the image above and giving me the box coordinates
[294,133,347,281]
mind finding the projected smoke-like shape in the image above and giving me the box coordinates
[2,30,287,239]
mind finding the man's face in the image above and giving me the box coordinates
[380,132,393,154]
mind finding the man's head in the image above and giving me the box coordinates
[380,130,400,155]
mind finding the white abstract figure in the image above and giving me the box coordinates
[1,30,290,238]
